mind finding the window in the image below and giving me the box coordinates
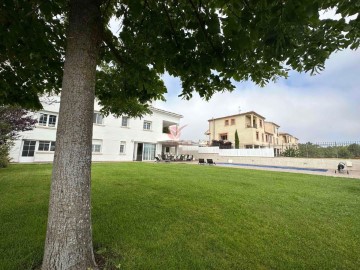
[220,133,228,140]
[39,113,57,127]
[262,134,264,142]
[225,120,229,126]
[266,134,269,142]
[120,141,126,154]
[22,141,36,157]
[256,131,259,141]
[259,120,263,128]
[93,113,104,125]
[39,113,48,126]
[38,141,55,151]
[121,116,129,127]
[92,140,102,153]
[231,119,235,125]
[48,115,57,127]
[143,121,152,130]
[92,144,101,153]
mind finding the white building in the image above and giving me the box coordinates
[10,97,183,163]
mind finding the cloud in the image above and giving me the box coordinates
[157,50,360,142]
[156,49,360,143]
[108,12,359,143]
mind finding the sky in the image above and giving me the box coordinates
[154,48,360,143]
[109,12,359,144]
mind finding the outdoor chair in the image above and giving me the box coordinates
[198,158,206,165]
[163,154,171,162]
[206,159,216,165]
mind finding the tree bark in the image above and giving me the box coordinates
[42,0,102,269]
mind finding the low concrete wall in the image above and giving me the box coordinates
[179,149,360,171]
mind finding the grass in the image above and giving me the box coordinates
[0,162,359,269]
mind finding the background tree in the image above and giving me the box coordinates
[322,146,338,158]
[297,142,360,158]
[298,142,322,158]
[338,146,352,158]
[348,143,360,158]
[1,0,359,269]
[0,106,37,167]
[282,147,300,157]
[235,130,240,149]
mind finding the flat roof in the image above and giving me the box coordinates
[279,132,299,139]
[208,111,266,121]
[264,121,280,127]
[150,106,183,118]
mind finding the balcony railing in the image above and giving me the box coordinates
[246,124,257,128]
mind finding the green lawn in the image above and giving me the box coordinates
[0,163,359,269]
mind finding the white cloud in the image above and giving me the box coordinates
[157,49,360,143]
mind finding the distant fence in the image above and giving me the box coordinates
[179,146,274,157]
[309,141,360,147]
[297,141,360,159]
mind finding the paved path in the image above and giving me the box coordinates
[190,162,360,179]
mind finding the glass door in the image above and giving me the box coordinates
[143,143,156,161]
[136,143,143,161]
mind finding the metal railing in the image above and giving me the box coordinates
[290,141,360,158]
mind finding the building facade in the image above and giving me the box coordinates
[279,132,299,150]
[207,111,297,156]
[10,97,183,163]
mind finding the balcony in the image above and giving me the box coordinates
[246,123,257,128]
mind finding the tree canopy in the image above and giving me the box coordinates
[1,0,359,114]
[1,1,359,269]
[0,106,37,167]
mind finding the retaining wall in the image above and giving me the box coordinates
[179,147,360,171]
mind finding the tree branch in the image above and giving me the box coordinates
[161,3,180,47]
[103,28,128,65]
[187,0,217,52]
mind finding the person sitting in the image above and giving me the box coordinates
[337,162,345,172]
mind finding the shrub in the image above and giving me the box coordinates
[0,144,10,168]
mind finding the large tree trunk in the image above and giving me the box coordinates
[42,0,102,269]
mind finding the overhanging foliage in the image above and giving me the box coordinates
[1,0,359,116]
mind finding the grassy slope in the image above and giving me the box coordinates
[0,163,359,269]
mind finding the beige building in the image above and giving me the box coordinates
[279,132,299,150]
[207,111,297,156]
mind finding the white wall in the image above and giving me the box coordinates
[10,97,182,163]
[179,146,274,157]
